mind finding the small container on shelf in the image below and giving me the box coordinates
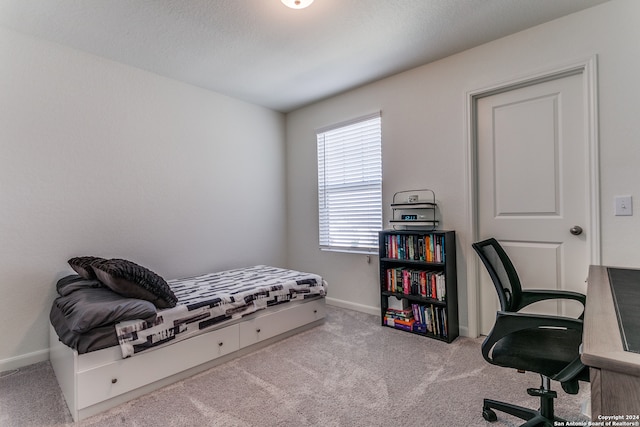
[387,295,409,310]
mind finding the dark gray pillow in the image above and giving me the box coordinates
[56,274,104,296]
[68,256,105,280]
[91,258,177,309]
[54,287,157,334]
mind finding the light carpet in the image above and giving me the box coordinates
[0,305,590,426]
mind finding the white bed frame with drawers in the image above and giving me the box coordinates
[49,297,326,421]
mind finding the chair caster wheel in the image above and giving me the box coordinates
[483,408,497,422]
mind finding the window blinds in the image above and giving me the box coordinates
[317,112,382,252]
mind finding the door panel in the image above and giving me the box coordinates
[493,95,560,216]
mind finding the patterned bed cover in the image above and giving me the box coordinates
[115,265,327,358]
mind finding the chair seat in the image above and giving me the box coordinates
[490,327,586,381]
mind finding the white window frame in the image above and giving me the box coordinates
[316,112,382,254]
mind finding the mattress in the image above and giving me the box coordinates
[115,265,327,357]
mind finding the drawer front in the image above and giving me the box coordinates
[77,324,239,409]
[239,299,325,348]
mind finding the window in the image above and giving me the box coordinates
[316,112,382,253]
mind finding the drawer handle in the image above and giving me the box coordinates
[111,378,118,384]
[313,309,317,313]
[218,342,224,347]
[256,328,261,333]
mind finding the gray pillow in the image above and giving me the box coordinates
[56,274,103,296]
[91,258,177,309]
[54,286,157,334]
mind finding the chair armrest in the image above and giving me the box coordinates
[554,357,587,385]
[519,289,586,319]
[481,311,584,363]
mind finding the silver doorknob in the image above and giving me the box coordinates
[570,226,583,236]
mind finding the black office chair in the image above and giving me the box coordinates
[472,238,589,427]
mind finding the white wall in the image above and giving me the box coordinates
[285,0,640,335]
[0,27,286,368]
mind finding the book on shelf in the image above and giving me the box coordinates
[384,307,414,321]
[384,316,415,331]
[413,323,428,334]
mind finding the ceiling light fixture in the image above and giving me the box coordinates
[281,0,314,9]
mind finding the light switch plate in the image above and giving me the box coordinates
[615,195,633,216]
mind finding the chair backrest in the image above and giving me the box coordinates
[472,238,523,312]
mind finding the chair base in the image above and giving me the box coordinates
[483,385,565,427]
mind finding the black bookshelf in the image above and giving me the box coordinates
[379,230,458,343]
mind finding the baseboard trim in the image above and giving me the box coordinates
[325,297,379,316]
[0,348,49,372]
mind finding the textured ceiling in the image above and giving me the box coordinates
[0,0,609,112]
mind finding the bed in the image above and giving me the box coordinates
[49,259,327,422]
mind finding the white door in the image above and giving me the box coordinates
[476,71,592,334]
